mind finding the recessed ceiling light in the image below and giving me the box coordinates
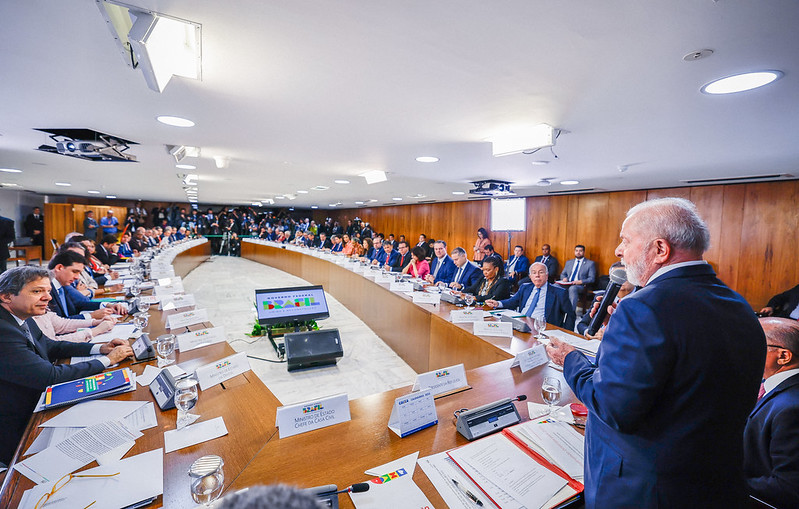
[560,180,580,186]
[392,197,403,201]
[87,190,100,194]
[355,201,365,205]
[311,205,318,209]
[359,170,387,184]
[328,203,338,207]
[55,182,71,186]
[530,160,550,166]
[1,183,20,187]
[701,70,783,94]
[275,196,285,199]
[452,191,465,195]
[0,168,22,173]
[368,199,378,203]
[251,202,262,206]
[176,164,196,170]
[296,190,309,194]
[311,185,329,191]
[334,179,350,184]
[106,195,117,199]
[416,156,439,163]
[157,115,195,127]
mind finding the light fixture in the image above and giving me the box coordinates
[328,203,338,207]
[452,191,465,195]
[311,205,318,209]
[182,173,199,186]
[55,182,72,187]
[87,190,101,194]
[297,190,309,194]
[536,178,554,187]
[311,185,329,191]
[176,163,196,170]
[416,156,439,163]
[127,10,201,93]
[359,170,387,184]
[368,199,379,203]
[106,195,117,199]
[0,168,22,173]
[491,124,555,157]
[355,201,365,205]
[392,197,403,201]
[530,161,549,166]
[1,183,20,187]
[701,71,783,95]
[213,156,230,169]
[157,115,195,127]
[275,195,285,200]
[334,179,350,184]
[251,202,261,206]
[560,180,580,186]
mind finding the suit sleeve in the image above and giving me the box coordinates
[766,284,799,312]
[563,298,676,432]
[560,262,569,280]
[583,261,597,285]
[65,285,101,312]
[746,404,799,505]
[0,333,101,391]
[499,285,527,311]
[559,289,576,330]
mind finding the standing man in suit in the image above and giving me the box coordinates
[0,214,14,275]
[391,241,412,273]
[48,251,127,319]
[546,198,765,508]
[558,244,597,311]
[0,266,132,465]
[425,241,456,284]
[486,262,575,330]
[534,244,559,282]
[23,206,44,246]
[743,317,799,508]
[448,247,482,290]
[760,283,799,320]
[504,245,530,283]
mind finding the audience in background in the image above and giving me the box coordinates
[535,243,559,282]
[557,244,597,312]
[82,210,98,240]
[23,206,44,246]
[473,227,491,265]
[760,283,799,320]
[99,209,119,237]
[504,245,529,284]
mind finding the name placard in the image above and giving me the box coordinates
[412,292,441,305]
[276,393,351,439]
[160,293,196,311]
[450,310,485,323]
[387,390,438,438]
[511,344,549,373]
[473,320,513,337]
[154,282,185,296]
[166,308,209,329]
[374,273,395,284]
[412,363,468,397]
[138,295,160,305]
[335,257,348,265]
[389,281,414,292]
[177,326,226,353]
[157,276,182,286]
[150,268,175,279]
[195,352,251,391]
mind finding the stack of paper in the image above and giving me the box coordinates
[507,420,585,481]
[543,330,600,356]
[42,368,136,410]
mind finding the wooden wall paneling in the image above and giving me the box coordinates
[689,185,726,275]
[597,190,648,275]
[714,184,747,293]
[645,187,692,201]
[43,203,75,259]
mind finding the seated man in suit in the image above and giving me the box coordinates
[534,243,559,282]
[504,245,530,283]
[380,242,400,271]
[95,234,120,266]
[48,251,127,320]
[425,240,456,285]
[743,317,799,508]
[130,227,148,254]
[369,238,385,265]
[448,247,482,290]
[486,262,575,330]
[557,244,597,312]
[392,241,412,272]
[0,266,132,466]
[118,231,134,258]
[760,284,799,320]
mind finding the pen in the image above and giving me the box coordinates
[451,478,483,506]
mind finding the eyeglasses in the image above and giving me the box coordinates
[35,471,119,509]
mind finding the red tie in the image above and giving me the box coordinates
[757,382,766,401]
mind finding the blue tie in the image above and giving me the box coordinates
[58,286,69,315]
[524,287,542,317]
[569,260,581,281]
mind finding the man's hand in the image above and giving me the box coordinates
[90,308,114,319]
[99,338,129,353]
[484,299,499,309]
[584,328,605,341]
[424,274,435,283]
[759,306,774,316]
[107,303,128,315]
[546,337,576,366]
[449,281,463,290]
[105,283,124,294]
[103,342,134,364]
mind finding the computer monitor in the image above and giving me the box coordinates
[254,285,330,326]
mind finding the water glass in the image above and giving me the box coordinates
[464,293,476,310]
[130,284,141,298]
[541,376,562,417]
[156,333,176,367]
[137,298,151,313]
[175,376,200,429]
[534,317,547,339]
[132,312,149,332]
[189,455,224,506]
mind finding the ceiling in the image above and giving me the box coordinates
[0,0,797,209]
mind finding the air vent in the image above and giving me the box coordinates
[417,200,437,204]
[680,174,789,185]
[311,185,329,191]
[547,188,596,194]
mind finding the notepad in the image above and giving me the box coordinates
[43,368,135,410]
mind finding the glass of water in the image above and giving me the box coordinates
[534,316,547,340]
[189,455,224,506]
[175,376,200,429]
[132,312,149,332]
[156,333,176,367]
[137,297,150,314]
[541,376,562,417]
[463,293,476,310]
[130,284,141,299]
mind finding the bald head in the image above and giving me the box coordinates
[760,317,799,379]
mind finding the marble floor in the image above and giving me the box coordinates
[181,256,418,405]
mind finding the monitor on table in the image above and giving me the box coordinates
[254,285,330,326]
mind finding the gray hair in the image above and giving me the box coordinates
[529,261,548,273]
[625,197,710,254]
[0,266,51,296]
[451,247,467,257]
[760,317,799,355]
[217,485,325,509]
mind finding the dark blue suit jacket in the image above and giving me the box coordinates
[381,250,399,269]
[452,262,482,289]
[504,255,529,278]
[563,264,765,508]
[744,374,799,508]
[49,282,102,319]
[0,306,99,463]
[498,283,575,330]
[429,256,456,284]
[534,255,559,281]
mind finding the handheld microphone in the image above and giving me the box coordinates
[334,483,370,495]
[587,267,627,336]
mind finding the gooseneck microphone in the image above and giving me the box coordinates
[587,267,627,336]
[334,483,370,495]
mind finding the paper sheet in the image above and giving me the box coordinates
[23,427,81,457]
[419,451,501,509]
[513,421,585,479]
[40,400,149,428]
[90,323,138,344]
[164,416,228,453]
[364,451,419,476]
[349,475,433,509]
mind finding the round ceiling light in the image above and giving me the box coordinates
[311,205,318,209]
[416,156,439,163]
[701,70,783,95]
[157,115,195,127]
[334,179,350,184]
[560,180,580,186]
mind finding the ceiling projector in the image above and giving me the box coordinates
[469,180,515,196]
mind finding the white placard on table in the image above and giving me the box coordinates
[389,281,414,292]
[166,308,209,330]
[163,417,228,453]
[276,393,351,439]
[473,320,514,337]
[412,292,441,305]
[150,269,175,279]
[177,326,226,353]
[154,282,185,296]
[450,309,486,323]
[194,352,251,391]
[374,273,395,284]
[160,293,196,310]
[156,276,182,286]
[387,390,438,438]
[138,295,160,305]
[412,363,468,397]
[511,343,549,373]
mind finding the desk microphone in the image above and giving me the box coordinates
[587,267,627,336]
[334,483,370,495]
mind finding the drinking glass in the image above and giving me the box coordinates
[130,284,141,299]
[463,293,476,310]
[132,312,149,332]
[189,455,224,506]
[175,376,200,429]
[156,333,176,367]
[541,376,562,417]
[137,298,151,314]
[534,317,547,340]
[436,281,447,293]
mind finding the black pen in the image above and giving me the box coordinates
[131,357,157,365]
[451,478,483,506]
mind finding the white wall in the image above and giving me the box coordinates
[0,188,45,238]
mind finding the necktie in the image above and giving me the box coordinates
[524,287,542,316]
[508,257,517,273]
[454,266,464,284]
[569,260,582,281]
[58,286,69,314]
[20,321,35,346]
[757,381,766,401]
[433,258,442,278]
